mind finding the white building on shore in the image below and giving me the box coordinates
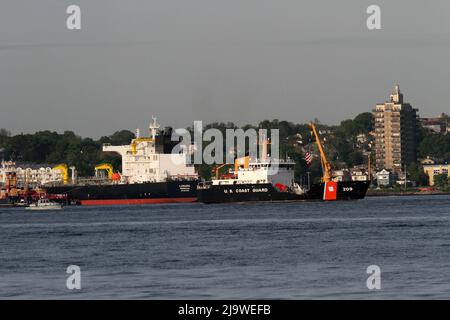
[0,161,63,188]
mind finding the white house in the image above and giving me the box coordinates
[376,169,394,187]
[0,161,63,188]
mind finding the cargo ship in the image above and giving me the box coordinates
[44,117,198,205]
[197,123,370,204]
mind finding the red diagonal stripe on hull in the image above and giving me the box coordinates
[80,197,197,206]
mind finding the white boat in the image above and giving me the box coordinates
[26,199,63,211]
[14,199,29,207]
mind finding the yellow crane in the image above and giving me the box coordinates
[131,137,154,155]
[95,163,114,179]
[309,122,332,182]
[53,164,69,185]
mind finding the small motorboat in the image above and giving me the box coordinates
[26,199,63,211]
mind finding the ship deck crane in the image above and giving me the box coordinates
[95,163,114,179]
[131,137,155,155]
[309,122,332,182]
[130,116,161,155]
[53,164,69,185]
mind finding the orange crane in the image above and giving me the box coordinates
[309,122,332,182]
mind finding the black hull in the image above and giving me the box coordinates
[45,180,198,205]
[197,181,370,204]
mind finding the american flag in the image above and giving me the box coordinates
[305,152,312,165]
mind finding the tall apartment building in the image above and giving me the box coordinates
[373,85,419,173]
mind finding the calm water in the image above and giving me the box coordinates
[1,195,450,299]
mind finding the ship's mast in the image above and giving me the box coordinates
[149,116,160,140]
[259,131,270,162]
[309,122,332,182]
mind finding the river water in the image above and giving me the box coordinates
[1,195,450,299]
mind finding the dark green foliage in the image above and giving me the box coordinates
[434,174,450,188]
[0,129,133,176]
[418,132,450,162]
[337,112,374,137]
[196,164,214,181]
[353,112,374,134]
[99,130,135,146]
[406,163,429,186]
[346,150,364,167]
[0,128,10,146]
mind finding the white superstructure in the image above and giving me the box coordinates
[211,157,295,187]
[209,137,296,187]
[208,134,296,187]
[103,117,197,184]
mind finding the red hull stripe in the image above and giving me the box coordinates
[80,197,197,206]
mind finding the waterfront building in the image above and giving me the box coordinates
[421,156,436,165]
[350,169,369,181]
[373,85,419,173]
[420,117,447,133]
[423,163,450,186]
[420,113,449,133]
[0,161,64,188]
[375,169,395,187]
[395,171,415,187]
[356,134,368,145]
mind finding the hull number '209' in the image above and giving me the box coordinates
[343,187,354,192]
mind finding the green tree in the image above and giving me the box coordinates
[339,119,354,137]
[434,174,449,188]
[353,112,374,134]
[346,150,364,166]
[196,163,213,181]
[0,128,11,147]
[418,133,450,160]
[407,163,429,186]
[100,130,135,145]
[440,113,450,124]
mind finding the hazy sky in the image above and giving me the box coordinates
[1,0,450,137]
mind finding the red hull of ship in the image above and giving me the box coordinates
[80,197,197,206]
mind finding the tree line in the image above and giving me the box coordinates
[0,113,449,185]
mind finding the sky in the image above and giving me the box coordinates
[1,0,450,138]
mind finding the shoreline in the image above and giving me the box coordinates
[366,190,450,197]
